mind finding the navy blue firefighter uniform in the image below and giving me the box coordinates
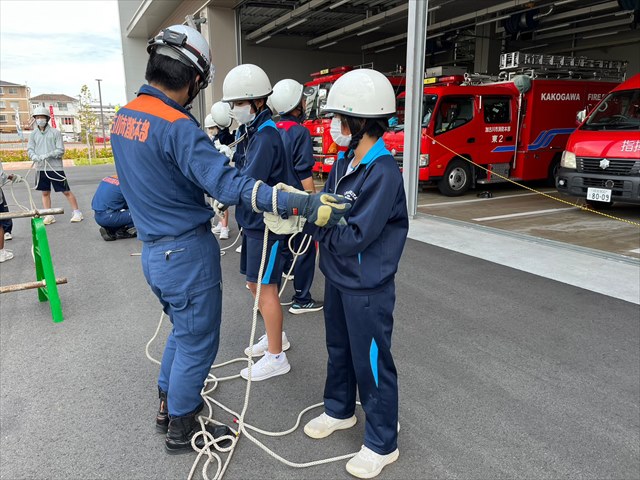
[91,175,135,236]
[111,85,290,418]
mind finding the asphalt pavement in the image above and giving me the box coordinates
[0,165,638,480]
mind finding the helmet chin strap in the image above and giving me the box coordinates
[184,77,201,110]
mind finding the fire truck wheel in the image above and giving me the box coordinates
[438,159,472,196]
[547,155,561,187]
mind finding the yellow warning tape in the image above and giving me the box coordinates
[426,134,640,228]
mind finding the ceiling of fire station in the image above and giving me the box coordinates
[235,0,639,57]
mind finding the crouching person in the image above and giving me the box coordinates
[91,174,136,241]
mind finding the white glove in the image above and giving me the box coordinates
[218,145,233,160]
[263,183,308,235]
[213,199,227,217]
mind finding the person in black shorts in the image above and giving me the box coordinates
[27,106,83,224]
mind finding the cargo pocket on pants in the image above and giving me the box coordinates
[186,283,222,336]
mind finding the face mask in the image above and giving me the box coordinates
[330,117,351,147]
[232,104,255,125]
[36,119,48,128]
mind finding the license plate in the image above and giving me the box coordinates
[586,187,611,203]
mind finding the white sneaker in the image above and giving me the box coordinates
[4,232,12,240]
[304,412,357,439]
[70,210,83,222]
[235,245,242,253]
[211,223,222,234]
[240,351,290,381]
[43,215,56,225]
[0,249,14,263]
[346,446,399,479]
[244,332,290,357]
[219,227,229,240]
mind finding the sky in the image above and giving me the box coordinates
[0,0,126,105]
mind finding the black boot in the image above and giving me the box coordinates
[156,387,169,433]
[99,227,117,241]
[165,405,233,455]
[115,226,137,239]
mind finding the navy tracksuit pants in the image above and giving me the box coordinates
[141,225,222,417]
[323,280,398,455]
[282,234,317,303]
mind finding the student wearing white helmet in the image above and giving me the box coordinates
[207,102,236,240]
[271,79,322,314]
[301,69,408,479]
[111,26,351,455]
[27,106,83,224]
[222,64,303,382]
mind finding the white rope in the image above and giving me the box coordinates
[145,180,360,480]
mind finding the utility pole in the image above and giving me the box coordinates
[95,79,107,149]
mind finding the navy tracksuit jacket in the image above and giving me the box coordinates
[214,127,235,146]
[306,137,408,455]
[276,114,317,303]
[234,109,301,240]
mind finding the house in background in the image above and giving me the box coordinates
[30,93,81,137]
[0,80,31,134]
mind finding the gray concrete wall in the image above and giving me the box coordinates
[117,1,150,103]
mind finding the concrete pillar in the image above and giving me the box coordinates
[474,24,501,74]
[203,5,238,106]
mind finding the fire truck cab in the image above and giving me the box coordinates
[556,74,640,207]
[384,52,624,196]
[303,65,405,176]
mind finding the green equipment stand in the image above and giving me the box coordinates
[31,217,64,323]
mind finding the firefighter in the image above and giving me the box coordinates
[270,78,322,314]
[91,174,136,241]
[301,69,408,479]
[110,25,350,454]
[221,64,304,381]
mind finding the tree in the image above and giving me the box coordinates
[77,84,98,155]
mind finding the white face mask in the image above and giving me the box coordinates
[36,119,48,128]
[330,117,351,147]
[232,104,255,125]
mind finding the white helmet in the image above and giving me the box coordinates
[210,101,232,128]
[33,106,50,118]
[204,114,215,128]
[323,69,396,118]
[270,79,304,115]
[221,64,272,102]
[147,24,213,89]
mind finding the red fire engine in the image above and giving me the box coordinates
[303,65,405,176]
[383,52,625,196]
[557,74,640,207]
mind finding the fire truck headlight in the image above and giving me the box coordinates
[419,154,429,167]
[561,151,576,169]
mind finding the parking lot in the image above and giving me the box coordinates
[0,165,638,480]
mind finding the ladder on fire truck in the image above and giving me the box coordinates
[461,52,627,85]
[499,52,627,82]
